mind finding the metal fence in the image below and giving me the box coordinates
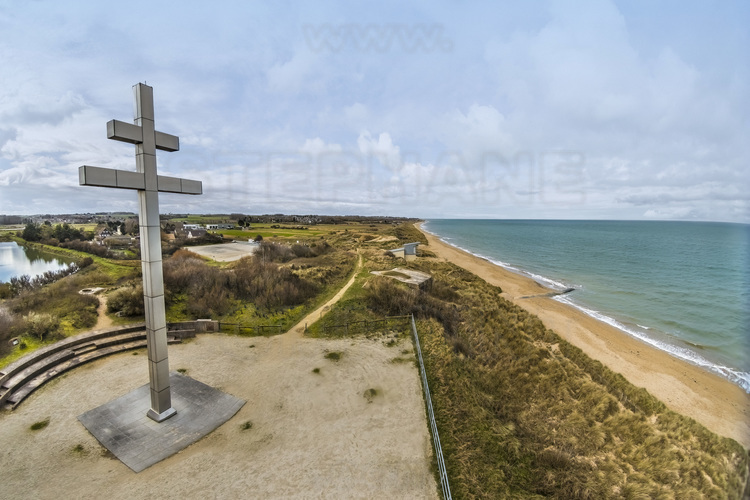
[410,314,452,500]
[320,315,411,335]
[217,323,284,335]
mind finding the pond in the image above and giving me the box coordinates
[0,242,76,283]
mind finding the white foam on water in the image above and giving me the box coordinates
[423,221,750,394]
[553,295,750,393]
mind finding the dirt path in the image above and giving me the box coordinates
[287,251,363,339]
[93,294,113,330]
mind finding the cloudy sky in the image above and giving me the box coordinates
[0,0,747,222]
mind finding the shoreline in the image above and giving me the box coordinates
[420,223,750,393]
[417,223,750,449]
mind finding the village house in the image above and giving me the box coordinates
[187,228,207,239]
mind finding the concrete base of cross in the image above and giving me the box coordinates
[78,372,245,472]
[147,407,177,422]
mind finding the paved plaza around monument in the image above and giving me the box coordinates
[78,372,244,472]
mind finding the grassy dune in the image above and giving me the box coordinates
[411,259,748,498]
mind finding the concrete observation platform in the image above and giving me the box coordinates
[78,372,244,472]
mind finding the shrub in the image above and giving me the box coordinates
[23,312,60,341]
[59,239,113,258]
[257,241,295,263]
[8,261,83,297]
[78,256,94,269]
[324,351,342,361]
[22,223,42,242]
[30,418,50,431]
[161,248,319,318]
[363,388,378,402]
[291,244,314,258]
[0,308,17,357]
[367,277,461,336]
[231,257,318,310]
[3,272,100,338]
[186,278,231,317]
[107,284,145,317]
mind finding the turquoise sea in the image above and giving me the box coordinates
[423,220,750,393]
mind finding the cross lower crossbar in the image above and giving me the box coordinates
[79,166,202,195]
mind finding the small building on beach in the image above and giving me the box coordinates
[390,242,420,262]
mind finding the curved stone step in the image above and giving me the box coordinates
[0,324,146,388]
[1,326,186,411]
[0,349,76,406]
[5,339,149,409]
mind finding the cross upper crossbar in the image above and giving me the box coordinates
[107,120,180,152]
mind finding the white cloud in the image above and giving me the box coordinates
[343,103,368,126]
[440,104,515,162]
[0,0,747,221]
[266,50,322,94]
[300,137,343,155]
[357,131,401,170]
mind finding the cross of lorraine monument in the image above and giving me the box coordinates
[79,83,202,422]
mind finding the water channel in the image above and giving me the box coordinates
[0,242,76,283]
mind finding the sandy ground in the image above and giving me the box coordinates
[93,294,113,330]
[419,224,750,449]
[188,242,259,262]
[0,252,437,499]
[368,236,398,243]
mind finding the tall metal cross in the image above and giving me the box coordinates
[79,83,202,422]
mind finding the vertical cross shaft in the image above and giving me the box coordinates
[134,85,175,422]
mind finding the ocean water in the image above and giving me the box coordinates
[423,220,750,393]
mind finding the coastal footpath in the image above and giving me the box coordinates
[418,223,750,449]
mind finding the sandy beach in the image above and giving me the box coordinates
[418,223,750,449]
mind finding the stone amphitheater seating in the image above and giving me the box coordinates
[0,324,183,410]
